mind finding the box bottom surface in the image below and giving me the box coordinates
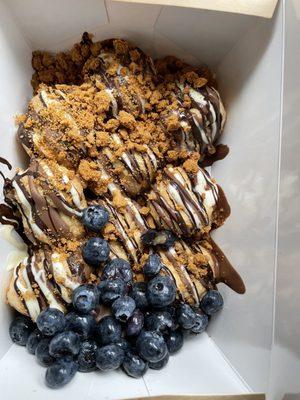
[0,332,250,399]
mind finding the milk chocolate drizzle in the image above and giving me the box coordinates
[4,160,85,245]
[206,237,246,294]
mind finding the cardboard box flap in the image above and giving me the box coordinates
[129,395,265,400]
[113,0,279,18]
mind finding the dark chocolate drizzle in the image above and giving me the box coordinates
[0,204,19,228]
[0,156,12,170]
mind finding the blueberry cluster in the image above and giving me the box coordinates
[8,205,224,388]
[9,272,223,388]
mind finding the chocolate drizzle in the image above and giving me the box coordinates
[102,196,147,263]
[8,247,92,320]
[171,84,226,160]
[206,237,245,294]
[4,159,86,245]
[0,156,12,170]
[0,204,19,228]
[199,144,229,168]
[148,166,224,237]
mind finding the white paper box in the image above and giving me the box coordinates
[0,0,299,399]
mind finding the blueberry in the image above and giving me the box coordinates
[49,331,81,358]
[102,258,133,283]
[65,312,95,339]
[200,290,224,315]
[136,331,168,363]
[143,254,163,277]
[141,229,176,249]
[145,311,175,334]
[36,308,65,337]
[26,329,43,354]
[72,284,99,314]
[176,303,197,329]
[45,357,77,388]
[166,329,184,354]
[94,316,122,345]
[35,338,55,366]
[191,312,209,334]
[149,352,169,370]
[146,276,176,308]
[96,344,124,371]
[82,205,109,232]
[77,340,98,372]
[163,305,177,319]
[126,310,144,337]
[122,352,148,378]
[111,296,136,322]
[82,237,110,267]
[115,338,133,353]
[98,279,127,305]
[130,282,149,310]
[9,316,33,346]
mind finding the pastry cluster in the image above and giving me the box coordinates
[3,35,245,320]
[2,34,245,387]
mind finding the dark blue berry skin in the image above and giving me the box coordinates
[9,316,33,346]
[35,338,55,367]
[166,329,184,354]
[102,258,133,283]
[115,338,133,353]
[126,310,144,337]
[36,308,65,337]
[146,276,176,308]
[49,331,81,358]
[145,311,175,334]
[130,282,149,310]
[177,303,197,330]
[77,340,98,372]
[94,316,122,346]
[141,229,176,249]
[143,254,163,277]
[96,344,125,371]
[72,284,99,314]
[163,305,177,319]
[26,329,43,354]
[191,313,209,334]
[82,237,110,267]
[149,352,169,370]
[200,290,224,315]
[122,352,148,378]
[136,331,168,363]
[98,279,127,305]
[65,312,95,339]
[111,296,136,322]
[82,205,109,232]
[45,357,77,388]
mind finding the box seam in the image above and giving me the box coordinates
[267,0,285,396]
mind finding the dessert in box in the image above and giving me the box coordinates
[0,34,245,388]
